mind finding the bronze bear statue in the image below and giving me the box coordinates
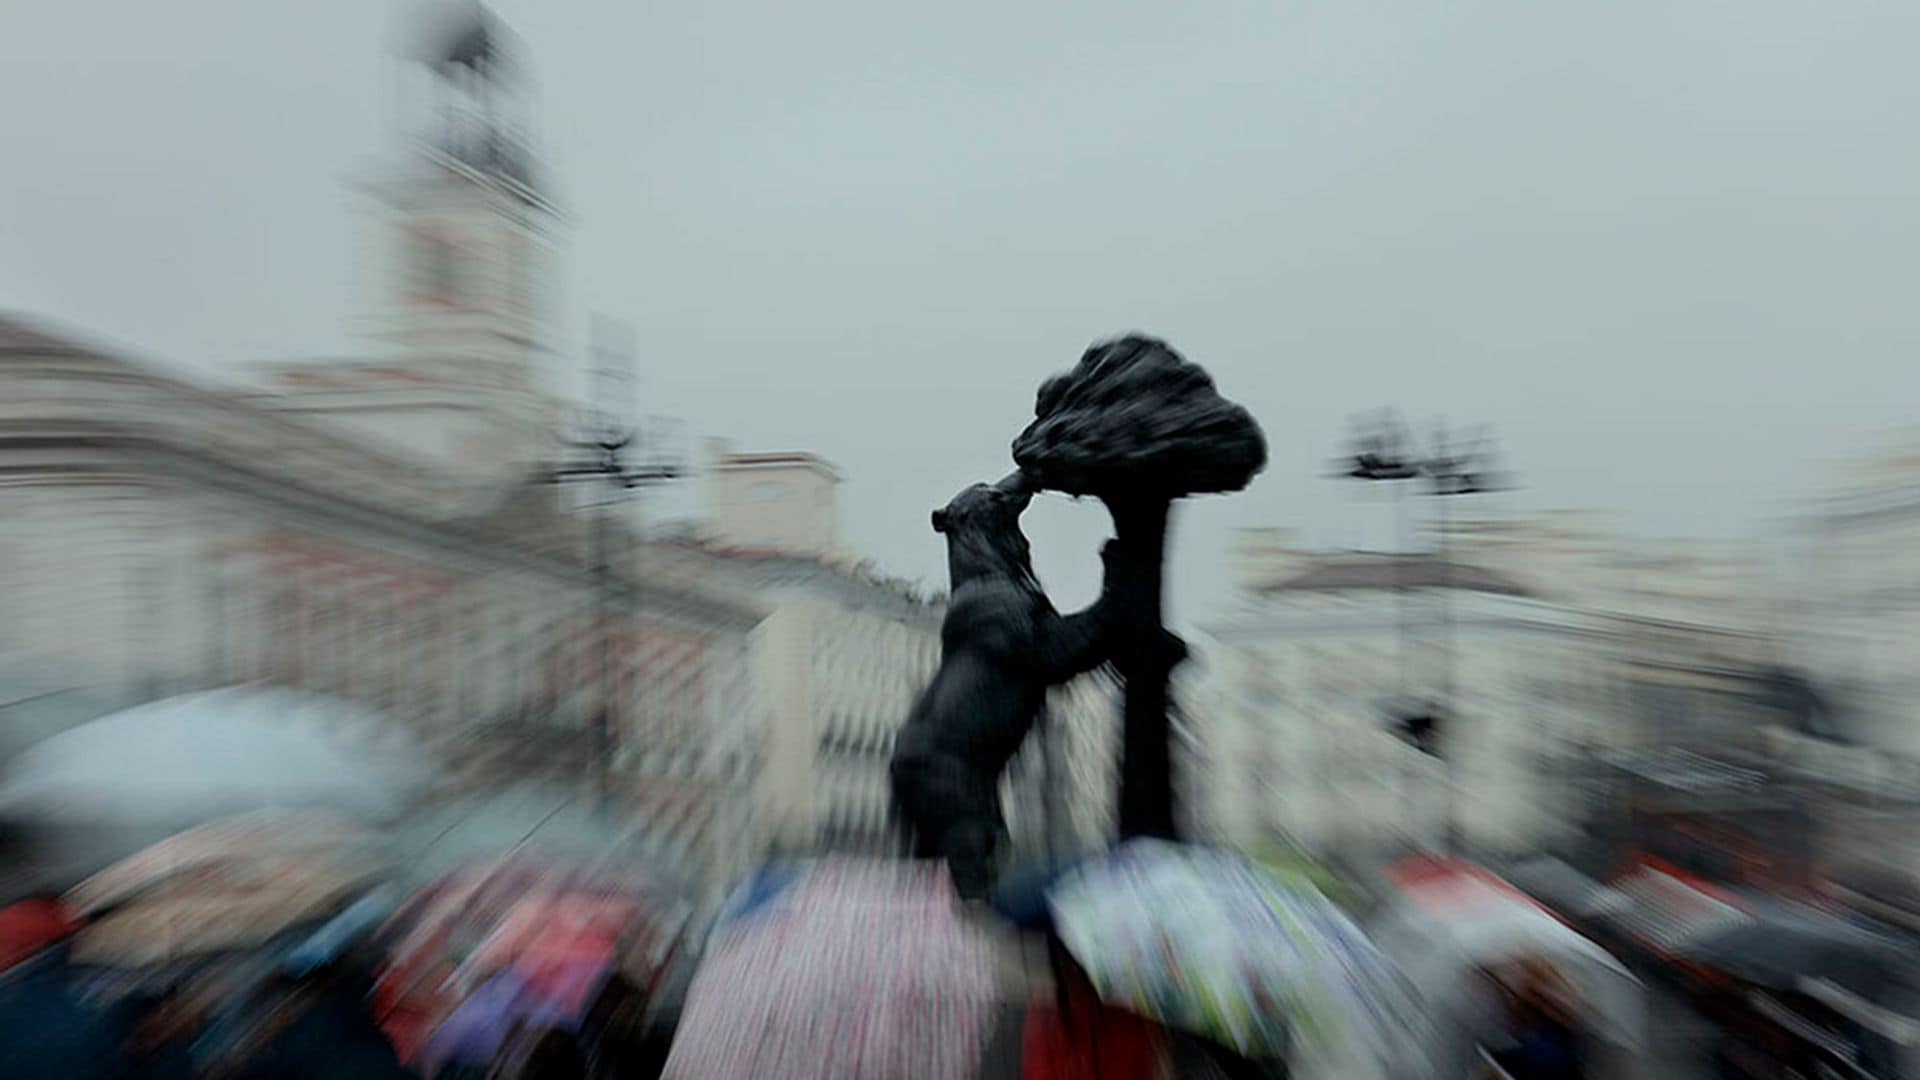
[889,473,1118,899]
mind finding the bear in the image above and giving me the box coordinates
[889,472,1119,900]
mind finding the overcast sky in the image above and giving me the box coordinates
[7,1,1920,620]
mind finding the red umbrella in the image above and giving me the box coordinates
[0,897,76,971]
[1020,976,1168,1080]
[457,893,637,998]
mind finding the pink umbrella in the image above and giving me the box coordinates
[663,859,1001,1080]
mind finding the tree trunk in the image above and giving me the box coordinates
[1106,495,1182,840]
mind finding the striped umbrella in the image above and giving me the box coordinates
[663,858,1001,1080]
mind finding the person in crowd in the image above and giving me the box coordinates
[115,987,201,1080]
[1490,959,1588,1080]
[210,961,416,1079]
[581,972,656,1080]
[510,1027,589,1080]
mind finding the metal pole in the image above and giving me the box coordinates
[1110,495,1180,840]
[1435,465,1459,856]
[1395,480,1413,703]
[1394,481,1418,849]
[594,471,616,815]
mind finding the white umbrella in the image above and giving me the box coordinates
[1370,858,1644,1051]
[0,687,433,883]
[0,652,125,762]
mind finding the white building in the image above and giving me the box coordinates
[1792,435,1920,907]
[1801,434,1920,759]
[640,537,941,858]
[1200,513,1781,866]
[701,442,845,563]
[0,15,781,904]
[0,317,766,901]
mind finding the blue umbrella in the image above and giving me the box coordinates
[990,850,1105,931]
[711,862,803,931]
[282,888,397,977]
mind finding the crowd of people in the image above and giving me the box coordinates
[0,892,677,1080]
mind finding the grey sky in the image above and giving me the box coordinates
[6,1,1920,619]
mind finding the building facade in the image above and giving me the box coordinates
[1792,435,1920,910]
[702,443,845,563]
[0,15,784,901]
[0,318,768,901]
[1200,514,1783,869]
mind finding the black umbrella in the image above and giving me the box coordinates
[1678,901,1918,1001]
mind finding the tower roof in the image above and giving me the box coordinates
[408,4,540,195]
[416,4,519,80]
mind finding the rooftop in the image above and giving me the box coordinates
[712,451,842,481]
[0,314,109,356]
[653,538,940,616]
[1262,554,1536,598]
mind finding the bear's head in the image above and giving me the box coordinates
[932,473,1042,592]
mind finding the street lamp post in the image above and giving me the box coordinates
[1338,411,1510,854]
[536,319,681,813]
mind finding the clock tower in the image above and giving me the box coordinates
[256,5,562,485]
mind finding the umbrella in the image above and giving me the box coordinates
[1046,839,1421,1067]
[1603,862,1753,955]
[64,812,382,969]
[283,887,399,977]
[708,860,804,932]
[454,892,637,994]
[1370,856,1644,1048]
[662,858,1003,1080]
[419,959,613,1073]
[1015,960,1173,1080]
[383,855,686,979]
[1677,898,1919,1001]
[0,687,430,885]
[0,897,76,973]
[0,653,123,764]
[1505,857,1632,922]
[375,854,689,1066]
[69,853,380,968]
[66,810,372,916]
